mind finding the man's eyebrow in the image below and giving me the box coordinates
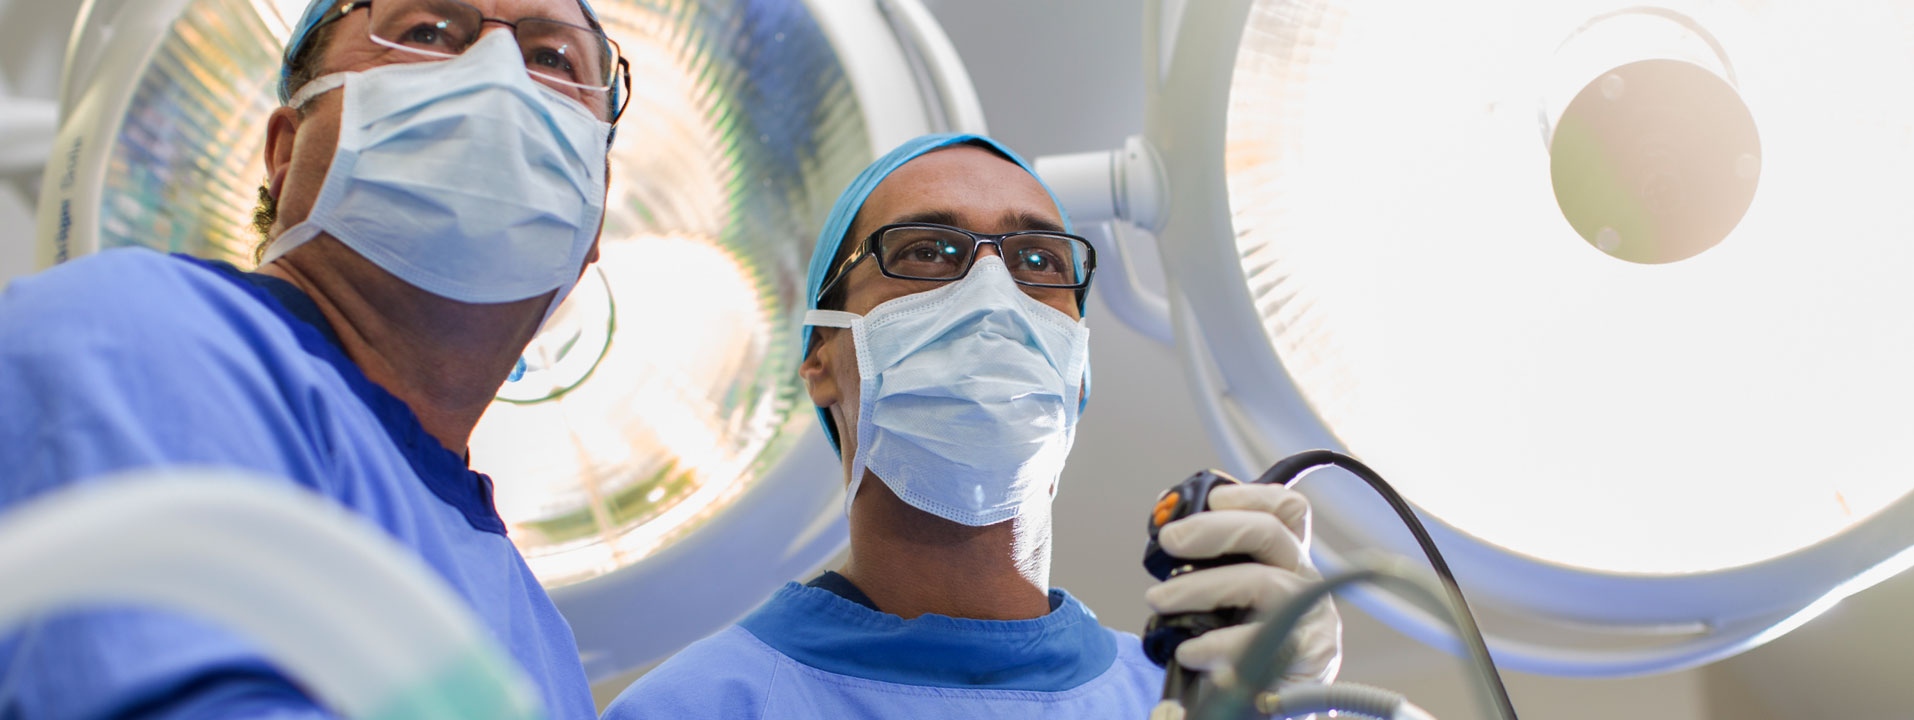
[890,209,964,228]
[1003,211,1065,234]
[886,209,1066,234]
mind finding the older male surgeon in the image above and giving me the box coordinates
[0,0,625,717]
[602,134,1341,719]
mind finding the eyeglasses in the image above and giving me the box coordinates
[308,0,632,122]
[816,223,1098,302]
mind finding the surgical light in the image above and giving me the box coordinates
[1217,0,1914,574]
[1218,0,1914,576]
[1094,0,1914,675]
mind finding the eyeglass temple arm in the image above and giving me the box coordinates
[814,242,871,305]
[612,57,632,123]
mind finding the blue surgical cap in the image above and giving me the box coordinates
[277,0,607,103]
[803,132,1092,452]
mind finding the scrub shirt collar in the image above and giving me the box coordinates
[738,581,1118,692]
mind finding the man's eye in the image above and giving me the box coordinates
[402,23,449,47]
[885,238,964,273]
[907,244,951,262]
[530,48,575,74]
[1017,249,1063,273]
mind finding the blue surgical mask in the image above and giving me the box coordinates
[805,257,1091,526]
[264,32,611,316]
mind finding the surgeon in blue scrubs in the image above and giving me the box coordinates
[603,134,1343,718]
[0,1,626,717]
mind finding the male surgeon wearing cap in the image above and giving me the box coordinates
[0,1,625,717]
[603,134,1342,718]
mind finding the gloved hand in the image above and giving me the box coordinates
[1143,483,1343,689]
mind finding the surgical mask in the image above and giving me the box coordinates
[263,32,611,315]
[805,257,1091,527]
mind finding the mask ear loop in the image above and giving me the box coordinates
[843,315,884,519]
[802,309,871,517]
[1051,326,1092,504]
[258,71,355,268]
[286,71,349,110]
[804,310,860,327]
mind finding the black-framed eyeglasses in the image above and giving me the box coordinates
[303,0,633,123]
[816,223,1098,302]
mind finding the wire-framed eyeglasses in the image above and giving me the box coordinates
[816,223,1098,302]
[306,0,632,122]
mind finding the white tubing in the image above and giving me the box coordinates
[1082,221,1174,344]
[1261,682,1409,720]
[0,470,543,720]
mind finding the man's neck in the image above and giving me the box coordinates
[257,238,551,455]
[837,474,1054,621]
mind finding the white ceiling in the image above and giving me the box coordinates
[2,0,1909,717]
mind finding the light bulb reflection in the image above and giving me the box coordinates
[477,235,777,585]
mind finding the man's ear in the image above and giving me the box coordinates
[263,105,301,203]
[799,334,841,411]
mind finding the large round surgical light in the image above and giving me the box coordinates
[38,0,979,678]
[1144,0,1914,674]
[1223,0,1914,575]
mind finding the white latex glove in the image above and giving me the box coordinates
[1143,483,1343,689]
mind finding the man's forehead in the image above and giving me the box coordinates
[884,145,1031,184]
[476,0,593,24]
[887,208,1065,234]
[860,146,1060,230]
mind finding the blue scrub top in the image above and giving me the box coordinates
[0,249,594,720]
[602,580,1165,719]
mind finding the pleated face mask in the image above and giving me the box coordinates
[806,256,1090,527]
[266,31,610,317]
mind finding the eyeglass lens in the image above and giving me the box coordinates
[877,226,1090,286]
[368,0,617,91]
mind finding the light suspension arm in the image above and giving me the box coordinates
[1038,136,1174,342]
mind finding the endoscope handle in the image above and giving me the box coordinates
[1141,469,1268,708]
[1142,469,1258,583]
